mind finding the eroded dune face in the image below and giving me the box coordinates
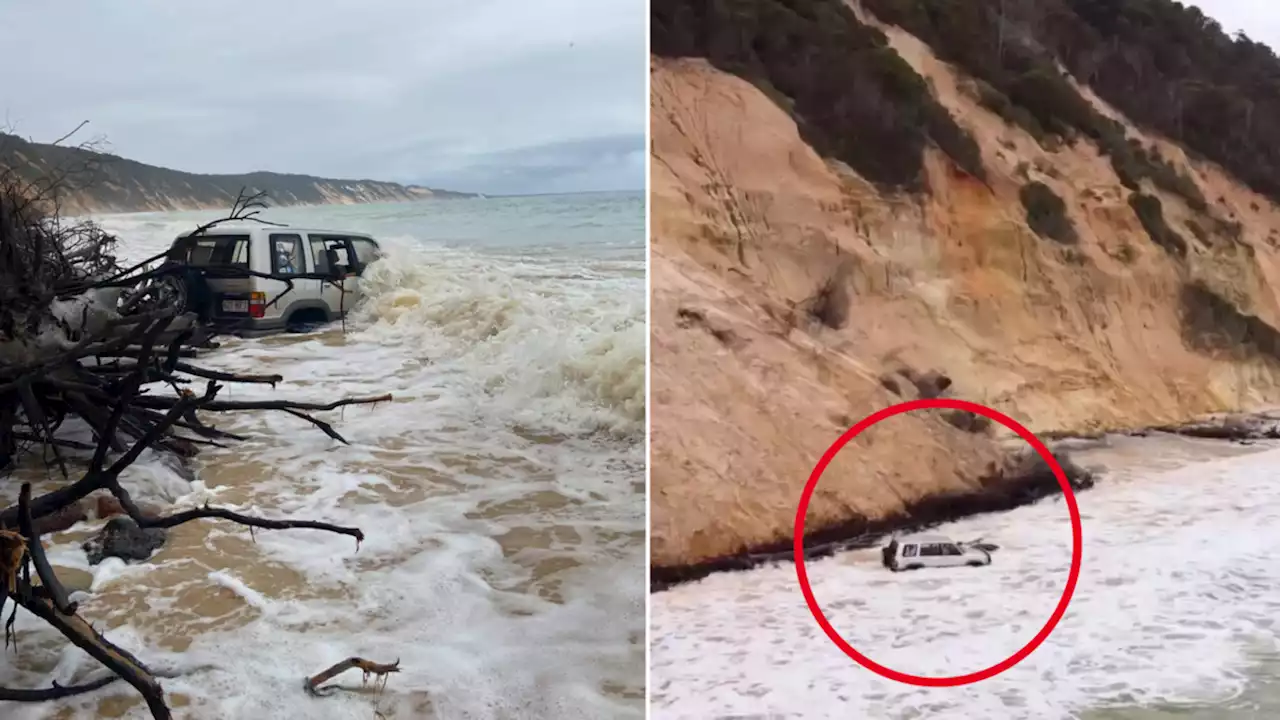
[650,25,1280,569]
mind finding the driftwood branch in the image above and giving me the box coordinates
[18,483,75,614]
[17,592,170,720]
[0,674,120,702]
[304,657,401,697]
[0,176,388,718]
[48,120,91,148]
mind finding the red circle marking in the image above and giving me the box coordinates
[793,397,1083,687]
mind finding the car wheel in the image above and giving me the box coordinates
[967,560,985,567]
[285,308,329,333]
[905,564,922,571]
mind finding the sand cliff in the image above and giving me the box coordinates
[650,7,1280,571]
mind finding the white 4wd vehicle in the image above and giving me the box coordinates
[163,226,381,336]
[881,534,993,571]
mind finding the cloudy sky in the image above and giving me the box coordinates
[0,0,646,195]
[1192,0,1280,47]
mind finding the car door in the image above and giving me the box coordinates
[918,542,944,567]
[265,232,306,319]
[307,234,357,318]
[939,543,966,567]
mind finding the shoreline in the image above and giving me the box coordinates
[72,193,471,218]
[649,411,1280,592]
[77,188,645,217]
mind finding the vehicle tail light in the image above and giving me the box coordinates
[249,292,266,318]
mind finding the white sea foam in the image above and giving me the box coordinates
[651,441,1280,719]
[1,195,645,719]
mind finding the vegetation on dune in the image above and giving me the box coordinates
[651,0,986,192]
[1129,191,1188,257]
[657,0,1280,201]
[1020,181,1078,244]
[655,0,1280,257]
[1181,281,1280,362]
[857,0,1280,211]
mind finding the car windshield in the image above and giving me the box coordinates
[169,234,251,269]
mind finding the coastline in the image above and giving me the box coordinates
[64,191,473,217]
[76,188,644,217]
[649,410,1280,592]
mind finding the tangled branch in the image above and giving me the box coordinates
[0,172,389,717]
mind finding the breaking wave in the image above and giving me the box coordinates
[353,239,645,437]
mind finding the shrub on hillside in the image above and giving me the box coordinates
[651,0,986,192]
[1020,181,1078,243]
[1129,192,1188,257]
[974,80,1049,143]
[857,0,1218,208]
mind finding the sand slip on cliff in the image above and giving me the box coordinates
[650,0,1280,585]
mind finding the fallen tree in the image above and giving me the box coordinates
[0,163,387,717]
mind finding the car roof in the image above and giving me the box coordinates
[177,226,375,239]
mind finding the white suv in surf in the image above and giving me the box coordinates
[881,534,993,571]
[162,226,382,336]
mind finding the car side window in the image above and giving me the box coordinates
[309,237,331,275]
[310,237,351,273]
[183,235,250,269]
[271,234,303,275]
[942,544,963,556]
[902,544,918,558]
[350,239,380,272]
[920,543,942,557]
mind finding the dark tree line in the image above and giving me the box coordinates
[657,0,1280,211]
[652,0,986,193]
[1052,0,1280,204]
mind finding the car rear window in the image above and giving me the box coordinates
[270,233,304,275]
[170,234,251,269]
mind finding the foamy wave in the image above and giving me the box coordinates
[87,212,646,436]
[352,239,645,436]
[651,442,1280,718]
[3,198,646,720]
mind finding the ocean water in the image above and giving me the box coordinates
[0,192,646,718]
[650,433,1280,719]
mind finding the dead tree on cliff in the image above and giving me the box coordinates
[0,167,388,717]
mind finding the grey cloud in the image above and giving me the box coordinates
[1192,0,1280,49]
[410,134,647,195]
[0,0,646,194]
